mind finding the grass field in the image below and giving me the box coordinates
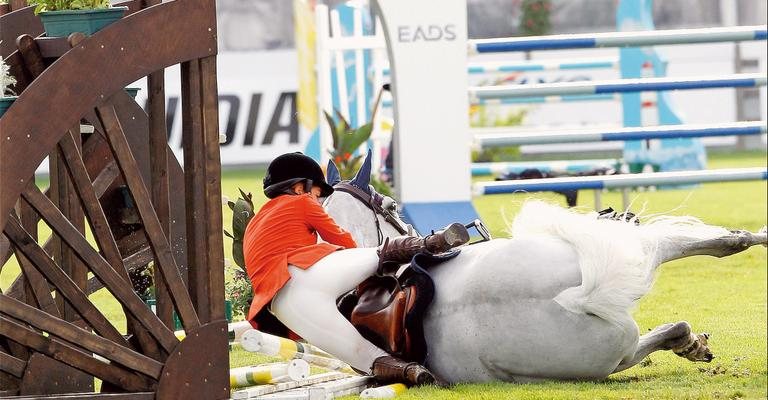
[1,150,766,399]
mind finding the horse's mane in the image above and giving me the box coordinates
[509,200,729,328]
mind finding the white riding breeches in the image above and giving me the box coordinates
[270,248,388,372]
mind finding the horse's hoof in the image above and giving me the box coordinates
[674,332,713,362]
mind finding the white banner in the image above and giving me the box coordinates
[133,50,303,167]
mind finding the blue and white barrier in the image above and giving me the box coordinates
[382,58,618,76]
[471,159,620,176]
[313,1,767,219]
[474,121,768,147]
[470,74,767,100]
[472,93,618,105]
[469,25,768,53]
[473,167,768,195]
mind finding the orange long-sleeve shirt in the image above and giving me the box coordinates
[243,193,357,320]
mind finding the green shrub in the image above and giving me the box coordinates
[32,0,110,14]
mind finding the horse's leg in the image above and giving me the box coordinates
[612,321,713,373]
[656,226,767,265]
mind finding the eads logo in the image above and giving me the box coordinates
[397,24,457,42]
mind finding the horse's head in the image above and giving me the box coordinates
[323,149,415,247]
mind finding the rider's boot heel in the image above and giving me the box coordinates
[424,222,470,253]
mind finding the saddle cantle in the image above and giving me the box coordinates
[339,250,460,363]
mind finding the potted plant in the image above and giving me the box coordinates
[33,0,128,37]
[1,49,17,118]
[224,189,256,319]
[323,86,393,196]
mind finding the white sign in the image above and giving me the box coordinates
[133,50,303,167]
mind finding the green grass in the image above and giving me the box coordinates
[2,151,766,399]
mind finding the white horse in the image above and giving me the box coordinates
[322,152,767,383]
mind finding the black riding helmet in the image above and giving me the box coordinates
[263,152,334,199]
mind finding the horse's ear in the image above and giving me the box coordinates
[326,159,341,186]
[350,148,372,192]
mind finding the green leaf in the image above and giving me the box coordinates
[232,240,245,269]
[238,188,254,209]
[333,109,350,138]
[232,206,253,238]
[346,123,373,153]
[323,110,340,150]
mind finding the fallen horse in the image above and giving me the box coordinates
[322,152,767,384]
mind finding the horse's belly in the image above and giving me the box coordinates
[422,237,637,382]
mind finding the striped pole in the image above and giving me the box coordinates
[229,360,310,388]
[471,159,621,176]
[473,167,767,195]
[473,121,768,147]
[469,73,767,100]
[382,57,618,76]
[472,93,618,105]
[469,25,767,53]
[174,320,253,343]
[360,383,408,398]
[230,371,356,399]
[241,329,355,373]
[173,321,253,344]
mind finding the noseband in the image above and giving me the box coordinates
[331,182,413,245]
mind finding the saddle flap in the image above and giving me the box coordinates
[347,255,444,363]
[351,288,408,353]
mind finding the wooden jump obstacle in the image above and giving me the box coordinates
[0,0,229,398]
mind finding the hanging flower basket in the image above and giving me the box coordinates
[0,96,17,118]
[39,6,128,37]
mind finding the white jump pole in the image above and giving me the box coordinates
[468,25,767,53]
[473,167,768,195]
[474,121,768,147]
[372,0,479,234]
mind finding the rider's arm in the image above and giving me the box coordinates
[303,195,358,248]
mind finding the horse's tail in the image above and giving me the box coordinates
[510,200,729,328]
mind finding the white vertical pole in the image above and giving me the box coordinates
[371,20,387,171]
[354,9,366,128]
[315,4,334,164]
[331,9,351,122]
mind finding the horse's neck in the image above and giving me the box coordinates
[324,192,404,247]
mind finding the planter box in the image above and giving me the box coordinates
[0,96,17,117]
[125,87,141,99]
[39,7,128,37]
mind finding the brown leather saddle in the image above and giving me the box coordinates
[337,250,460,363]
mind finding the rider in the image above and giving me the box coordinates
[243,152,470,386]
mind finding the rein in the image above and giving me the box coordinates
[332,182,412,245]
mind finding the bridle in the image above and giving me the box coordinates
[329,181,414,246]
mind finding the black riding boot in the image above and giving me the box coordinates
[377,223,470,270]
[371,355,437,386]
